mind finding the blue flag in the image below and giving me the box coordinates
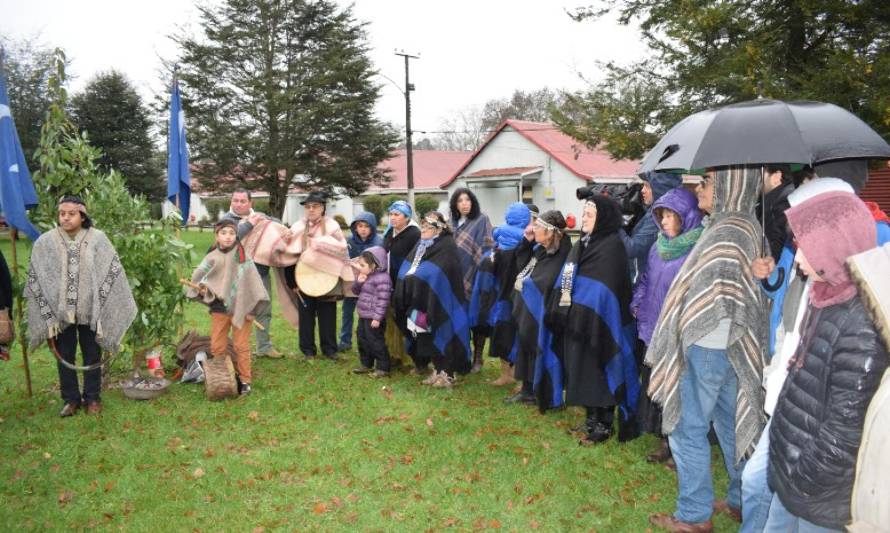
[0,54,40,240]
[167,77,190,225]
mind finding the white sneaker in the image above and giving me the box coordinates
[432,372,454,388]
[421,370,440,385]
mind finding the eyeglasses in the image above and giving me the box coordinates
[700,176,713,187]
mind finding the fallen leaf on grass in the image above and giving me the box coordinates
[43,452,52,460]
[443,517,462,527]
[426,418,434,427]
[248,411,259,421]
[193,467,205,478]
[252,528,265,533]
[58,491,75,505]
[312,502,328,514]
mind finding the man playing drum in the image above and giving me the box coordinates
[283,191,353,360]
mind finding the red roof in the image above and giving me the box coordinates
[465,166,540,178]
[369,149,472,192]
[442,119,640,188]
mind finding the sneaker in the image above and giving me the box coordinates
[239,383,252,395]
[352,366,373,374]
[257,348,284,359]
[432,372,454,388]
[370,370,390,378]
[323,352,340,362]
[421,370,441,385]
[337,343,351,352]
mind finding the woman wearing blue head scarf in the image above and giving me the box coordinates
[382,200,421,369]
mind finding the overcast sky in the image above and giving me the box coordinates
[1,0,647,138]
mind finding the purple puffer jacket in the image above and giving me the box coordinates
[631,188,703,345]
[353,246,392,321]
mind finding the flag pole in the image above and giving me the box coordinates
[10,229,32,397]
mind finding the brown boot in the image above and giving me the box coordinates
[470,335,485,373]
[490,359,515,386]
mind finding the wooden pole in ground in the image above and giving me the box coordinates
[10,229,33,397]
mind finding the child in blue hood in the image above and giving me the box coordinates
[468,202,533,386]
[339,212,383,351]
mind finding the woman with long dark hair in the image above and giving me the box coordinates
[449,188,493,373]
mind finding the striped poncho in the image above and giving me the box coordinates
[645,166,768,462]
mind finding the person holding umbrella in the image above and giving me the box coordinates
[646,167,768,533]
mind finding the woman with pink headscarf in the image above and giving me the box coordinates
[765,191,889,532]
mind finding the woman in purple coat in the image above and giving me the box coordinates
[631,187,704,462]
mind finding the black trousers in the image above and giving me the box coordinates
[297,295,337,357]
[357,318,390,371]
[411,332,434,372]
[56,324,101,404]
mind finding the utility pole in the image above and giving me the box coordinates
[395,50,418,212]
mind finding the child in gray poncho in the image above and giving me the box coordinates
[187,219,269,395]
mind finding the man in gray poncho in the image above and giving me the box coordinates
[647,167,768,533]
[25,196,137,417]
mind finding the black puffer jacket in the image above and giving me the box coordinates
[768,295,889,530]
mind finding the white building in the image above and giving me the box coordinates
[442,119,641,225]
[164,149,472,225]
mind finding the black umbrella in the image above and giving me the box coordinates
[638,99,890,174]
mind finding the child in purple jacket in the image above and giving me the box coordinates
[351,246,392,377]
[631,187,704,462]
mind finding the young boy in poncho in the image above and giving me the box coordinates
[187,219,269,395]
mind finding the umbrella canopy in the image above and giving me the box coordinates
[639,99,890,174]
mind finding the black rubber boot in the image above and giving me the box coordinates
[504,380,535,404]
[470,335,485,373]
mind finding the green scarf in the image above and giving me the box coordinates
[656,225,704,261]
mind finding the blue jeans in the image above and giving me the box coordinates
[254,269,273,354]
[741,418,773,533]
[763,493,842,533]
[668,344,745,523]
[339,297,357,348]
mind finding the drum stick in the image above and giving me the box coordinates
[179,279,265,331]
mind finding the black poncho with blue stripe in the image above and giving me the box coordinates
[394,233,472,374]
[546,196,640,423]
[513,237,571,411]
[468,238,535,362]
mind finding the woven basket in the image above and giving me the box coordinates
[203,356,237,400]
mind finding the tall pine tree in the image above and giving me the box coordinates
[554,1,890,160]
[70,71,164,200]
[172,0,399,216]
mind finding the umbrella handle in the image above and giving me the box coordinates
[760,266,785,292]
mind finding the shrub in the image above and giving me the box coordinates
[415,195,439,217]
[29,49,193,369]
[333,214,348,230]
[201,198,229,221]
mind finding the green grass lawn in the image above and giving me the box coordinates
[0,229,735,532]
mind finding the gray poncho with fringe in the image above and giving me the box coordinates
[645,166,768,462]
[25,228,137,352]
